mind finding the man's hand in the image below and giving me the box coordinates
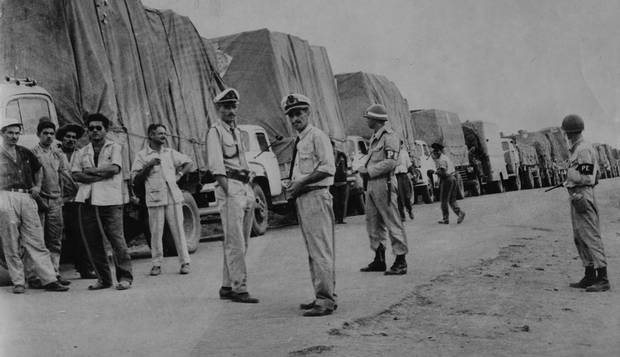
[30,186,41,199]
[83,167,100,176]
[358,166,369,178]
[286,180,304,198]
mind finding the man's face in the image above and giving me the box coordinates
[62,131,78,150]
[1,125,21,146]
[287,108,309,133]
[39,127,55,147]
[149,126,168,146]
[366,117,380,129]
[431,150,440,159]
[217,102,238,125]
[87,120,107,141]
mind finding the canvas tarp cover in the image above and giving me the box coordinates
[510,131,553,169]
[211,29,346,167]
[335,72,415,150]
[540,127,569,164]
[593,144,610,167]
[515,143,538,166]
[410,109,468,167]
[0,0,222,170]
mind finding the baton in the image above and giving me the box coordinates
[544,183,564,192]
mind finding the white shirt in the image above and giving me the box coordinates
[72,140,124,206]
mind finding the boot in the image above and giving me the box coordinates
[385,255,407,275]
[360,244,386,272]
[569,266,596,288]
[585,267,610,292]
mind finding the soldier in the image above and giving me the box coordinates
[206,88,259,303]
[131,124,193,276]
[562,114,609,292]
[0,118,68,293]
[358,104,409,275]
[430,143,465,224]
[284,93,337,317]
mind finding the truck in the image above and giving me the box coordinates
[500,136,541,189]
[505,130,558,187]
[461,120,511,193]
[602,144,618,177]
[410,139,438,203]
[593,143,612,179]
[410,109,469,198]
[540,127,569,182]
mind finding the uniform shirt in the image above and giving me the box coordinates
[366,125,400,179]
[566,138,598,188]
[433,153,455,176]
[291,124,335,187]
[131,146,192,207]
[31,144,65,199]
[0,145,41,190]
[206,121,249,176]
[394,147,412,174]
[71,139,124,206]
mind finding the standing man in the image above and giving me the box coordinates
[358,104,408,276]
[562,114,609,292]
[206,88,258,303]
[431,143,465,225]
[26,120,71,287]
[0,118,68,293]
[330,140,348,224]
[71,113,133,290]
[395,142,414,221]
[57,123,96,279]
[132,124,193,276]
[284,94,337,317]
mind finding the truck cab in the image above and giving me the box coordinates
[346,135,369,172]
[411,139,438,203]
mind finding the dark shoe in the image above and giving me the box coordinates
[569,266,596,288]
[230,292,259,304]
[150,266,161,276]
[408,211,415,220]
[180,263,190,275]
[336,219,346,224]
[585,279,610,292]
[457,211,466,224]
[57,276,71,286]
[300,300,338,311]
[116,280,132,290]
[360,244,386,272]
[385,255,407,275]
[27,278,43,289]
[88,281,112,290]
[438,220,449,224]
[44,281,70,292]
[13,285,25,294]
[219,287,233,300]
[303,306,333,317]
[79,270,97,279]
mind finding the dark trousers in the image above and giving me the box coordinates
[63,202,94,274]
[330,183,347,223]
[396,173,413,219]
[439,174,461,220]
[79,204,133,285]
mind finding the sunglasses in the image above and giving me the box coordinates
[221,103,238,109]
[88,125,104,131]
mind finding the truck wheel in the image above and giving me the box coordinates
[525,171,534,189]
[456,173,465,200]
[251,183,268,237]
[162,191,201,256]
[422,185,434,204]
[471,179,481,196]
[508,175,521,191]
[490,179,504,193]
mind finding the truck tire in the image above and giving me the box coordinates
[524,171,534,189]
[456,173,465,200]
[471,179,481,196]
[508,175,521,191]
[162,191,200,256]
[251,183,268,237]
[489,179,504,193]
[422,184,434,204]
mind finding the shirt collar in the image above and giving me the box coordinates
[297,124,314,140]
[145,145,168,155]
[569,137,584,154]
[86,139,114,153]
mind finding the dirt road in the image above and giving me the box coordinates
[1,178,619,357]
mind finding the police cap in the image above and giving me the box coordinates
[214,88,240,104]
[281,93,311,114]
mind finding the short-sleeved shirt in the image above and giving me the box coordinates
[433,153,455,176]
[131,146,192,207]
[366,125,400,179]
[0,145,41,190]
[566,138,598,188]
[31,144,65,199]
[395,147,412,174]
[71,139,124,206]
[206,121,249,176]
[291,124,335,187]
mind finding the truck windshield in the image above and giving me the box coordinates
[256,132,269,152]
[6,97,51,134]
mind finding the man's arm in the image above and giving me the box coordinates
[30,167,43,198]
[287,132,334,197]
[206,128,228,194]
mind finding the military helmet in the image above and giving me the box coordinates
[363,104,388,121]
[561,114,584,133]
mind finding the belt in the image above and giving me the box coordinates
[298,185,328,196]
[2,188,29,193]
[226,170,251,183]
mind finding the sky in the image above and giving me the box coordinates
[144,0,620,146]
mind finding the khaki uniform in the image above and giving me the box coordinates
[207,121,255,294]
[365,126,408,255]
[291,124,336,310]
[565,138,606,269]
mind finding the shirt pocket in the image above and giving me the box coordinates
[298,150,315,174]
[222,142,238,158]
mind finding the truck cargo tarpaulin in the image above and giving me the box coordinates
[410,109,468,167]
[336,71,415,150]
[540,127,569,166]
[0,0,223,170]
[210,28,347,167]
[510,130,553,168]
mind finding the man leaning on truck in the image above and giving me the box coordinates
[206,88,259,304]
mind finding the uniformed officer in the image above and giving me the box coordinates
[358,104,408,275]
[284,93,337,316]
[206,88,259,303]
[430,143,465,224]
[562,114,609,292]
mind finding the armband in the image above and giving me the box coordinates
[385,150,398,160]
[577,164,594,175]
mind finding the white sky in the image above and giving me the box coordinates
[144,0,620,146]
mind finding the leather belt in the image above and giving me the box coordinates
[226,170,251,183]
[298,185,328,196]
[2,188,29,193]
